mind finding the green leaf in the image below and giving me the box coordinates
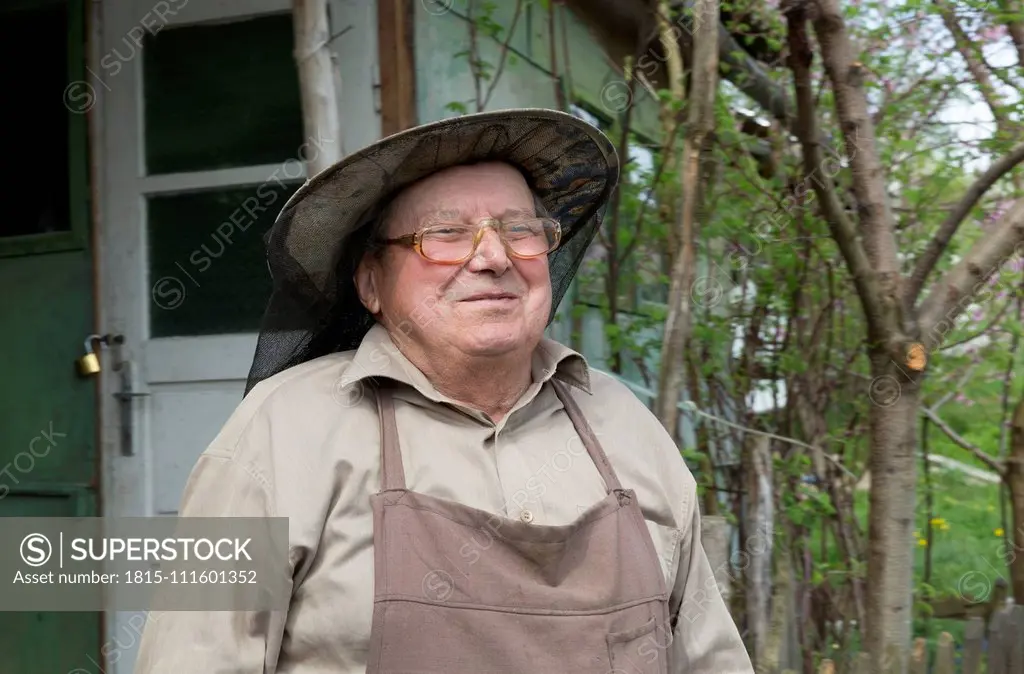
[444,101,470,115]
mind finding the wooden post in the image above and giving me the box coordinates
[910,636,928,674]
[293,0,342,175]
[1010,605,1024,674]
[701,514,732,604]
[991,607,1010,674]
[963,616,984,674]
[934,632,954,674]
[378,0,417,135]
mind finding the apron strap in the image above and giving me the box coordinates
[551,379,623,493]
[375,385,407,491]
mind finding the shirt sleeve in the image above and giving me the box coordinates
[132,452,290,674]
[669,483,754,674]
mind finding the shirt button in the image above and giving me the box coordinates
[520,509,534,524]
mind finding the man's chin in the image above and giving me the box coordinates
[452,326,532,357]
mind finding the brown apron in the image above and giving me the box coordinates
[366,379,673,674]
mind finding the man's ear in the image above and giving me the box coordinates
[354,255,381,315]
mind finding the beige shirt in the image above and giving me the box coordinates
[134,323,753,674]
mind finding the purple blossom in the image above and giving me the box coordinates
[954,393,976,407]
[984,199,1013,226]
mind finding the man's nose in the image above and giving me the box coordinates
[467,227,510,272]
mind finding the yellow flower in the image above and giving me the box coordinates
[918,538,928,547]
[930,517,946,526]
[995,528,1005,538]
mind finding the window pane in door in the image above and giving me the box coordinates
[143,12,304,174]
[0,2,70,237]
[147,182,301,337]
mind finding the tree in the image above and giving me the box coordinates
[784,0,1024,667]
[293,0,342,173]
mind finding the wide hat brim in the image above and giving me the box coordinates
[246,108,619,394]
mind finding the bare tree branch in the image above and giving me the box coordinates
[813,0,899,272]
[787,6,887,337]
[682,400,858,480]
[905,141,1024,306]
[999,0,1024,75]
[481,0,525,110]
[918,199,1024,346]
[919,405,1006,476]
[935,0,1010,133]
[929,362,979,411]
[937,297,1014,352]
[657,0,720,441]
[871,61,941,129]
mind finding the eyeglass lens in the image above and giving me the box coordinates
[420,221,557,261]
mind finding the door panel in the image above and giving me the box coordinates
[1,487,98,674]
[97,6,302,671]
[96,1,379,671]
[0,1,101,672]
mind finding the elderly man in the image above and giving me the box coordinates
[135,109,752,673]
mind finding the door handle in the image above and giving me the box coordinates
[111,338,149,457]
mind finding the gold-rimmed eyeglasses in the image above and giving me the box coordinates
[376,217,562,264]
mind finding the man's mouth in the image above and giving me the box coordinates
[460,292,519,302]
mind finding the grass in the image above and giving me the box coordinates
[850,467,1010,647]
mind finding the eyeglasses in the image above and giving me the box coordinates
[377,217,562,264]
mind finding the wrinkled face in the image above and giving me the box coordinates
[355,162,553,360]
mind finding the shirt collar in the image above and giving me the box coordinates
[344,322,592,404]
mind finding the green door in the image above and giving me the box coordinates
[0,0,102,671]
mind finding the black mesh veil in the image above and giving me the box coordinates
[243,109,620,397]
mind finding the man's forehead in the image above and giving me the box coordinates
[386,162,535,226]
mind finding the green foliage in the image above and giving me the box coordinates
[440,0,1024,657]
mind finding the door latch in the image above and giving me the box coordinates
[111,338,149,457]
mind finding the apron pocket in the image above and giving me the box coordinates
[606,615,666,674]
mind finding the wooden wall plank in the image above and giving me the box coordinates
[377,0,417,135]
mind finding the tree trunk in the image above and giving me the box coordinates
[657,0,719,438]
[864,359,920,672]
[744,433,774,667]
[293,0,342,174]
[656,0,685,267]
[1007,397,1024,603]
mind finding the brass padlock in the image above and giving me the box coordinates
[77,335,103,376]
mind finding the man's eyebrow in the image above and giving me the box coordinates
[420,207,538,222]
[496,207,537,219]
[421,209,462,221]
